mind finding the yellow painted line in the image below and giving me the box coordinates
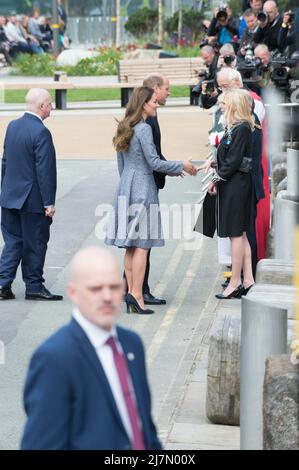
[147,246,203,366]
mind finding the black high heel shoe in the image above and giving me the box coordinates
[126,294,154,315]
[241,284,255,296]
[215,284,243,300]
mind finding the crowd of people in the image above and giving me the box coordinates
[0,1,69,66]
[197,0,298,101]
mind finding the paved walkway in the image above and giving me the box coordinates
[0,106,212,160]
[0,159,240,450]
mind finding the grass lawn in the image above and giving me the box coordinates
[4,86,190,104]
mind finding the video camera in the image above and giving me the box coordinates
[257,11,267,23]
[237,45,263,84]
[270,54,298,91]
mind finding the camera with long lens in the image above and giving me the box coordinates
[216,7,228,22]
[286,10,295,23]
[205,79,216,94]
[257,11,267,22]
[192,70,208,97]
[223,55,235,66]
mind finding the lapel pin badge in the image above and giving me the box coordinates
[127,352,135,361]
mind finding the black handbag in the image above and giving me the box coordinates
[239,156,252,173]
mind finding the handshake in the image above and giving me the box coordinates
[181,158,200,177]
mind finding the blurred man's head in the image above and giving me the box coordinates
[263,0,279,22]
[9,15,17,24]
[254,44,271,66]
[0,16,6,27]
[143,73,170,106]
[249,0,263,14]
[25,88,53,120]
[201,45,215,66]
[217,67,243,91]
[243,9,258,31]
[67,247,124,331]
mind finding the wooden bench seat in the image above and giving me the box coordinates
[1,57,204,109]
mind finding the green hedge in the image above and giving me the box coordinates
[12,50,123,77]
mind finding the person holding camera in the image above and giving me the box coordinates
[253,0,283,52]
[201,65,241,110]
[192,45,219,103]
[207,4,239,46]
[253,44,274,93]
[239,0,263,38]
[217,43,237,68]
[238,9,259,58]
[277,10,295,54]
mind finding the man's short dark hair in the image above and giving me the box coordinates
[143,75,164,89]
[244,8,257,17]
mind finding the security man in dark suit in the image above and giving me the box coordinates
[0,88,63,301]
[21,247,162,450]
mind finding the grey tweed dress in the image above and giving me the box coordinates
[105,120,183,249]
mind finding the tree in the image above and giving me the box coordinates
[125,7,158,38]
[116,0,121,48]
[158,0,163,45]
[164,8,205,43]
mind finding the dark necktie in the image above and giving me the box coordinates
[106,336,145,450]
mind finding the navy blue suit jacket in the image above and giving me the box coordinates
[21,319,162,450]
[146,116,167,190]
[0,113,57,213]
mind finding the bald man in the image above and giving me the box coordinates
[21,247,162,450]
[0,88,62,300]
[254,0,283,51]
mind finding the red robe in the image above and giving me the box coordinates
[249,90,271,260]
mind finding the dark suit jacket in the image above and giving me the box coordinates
[253,15,283,52]
[146,115,166,190]
[0,113,57,213]
[21,319,162,450]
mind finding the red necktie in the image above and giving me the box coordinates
[106,336,145,450]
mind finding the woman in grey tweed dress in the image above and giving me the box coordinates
[105,87,197,314]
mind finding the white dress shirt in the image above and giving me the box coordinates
[25,111,43,122]
[72,308,135,441]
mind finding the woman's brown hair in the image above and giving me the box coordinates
[113,86,154,152]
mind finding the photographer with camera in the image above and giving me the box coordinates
[238,9,259,58]
[239,1,263,38]
[192,45,219,103]
[252,44,273,94]
[201,44,237,109]
[278,10,295,54]
[207,4,239,46]
[253,0,283,52]
[218,43,237,68]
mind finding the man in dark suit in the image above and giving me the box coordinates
[140,74,172,306]
[21,247,162,450]
[0,88,62,301]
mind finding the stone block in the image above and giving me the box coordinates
[206,311,241,425]
[263,355,299,450]
[256,259,296,286]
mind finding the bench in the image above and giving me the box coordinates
[118,57,204,106]
[0,57,204,110]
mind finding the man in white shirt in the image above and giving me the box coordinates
[21,247,162,450]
